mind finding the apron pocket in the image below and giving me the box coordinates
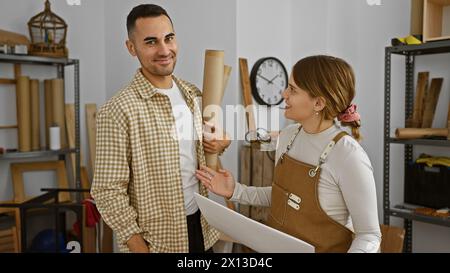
[269,183,288,225]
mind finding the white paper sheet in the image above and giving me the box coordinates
[194,193,315,253]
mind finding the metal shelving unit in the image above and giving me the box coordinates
[0,54,82,252]
[383,40,450,253]
[0,53,81,194]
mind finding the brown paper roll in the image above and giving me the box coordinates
[51,79,67,149]
[16,76,31,152]
[44,79,53,149]
[395,128,448,139]
[202,50,225,170]
[220,65,232,102]
[30,79,41,150]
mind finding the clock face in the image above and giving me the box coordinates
[250,57,288,106]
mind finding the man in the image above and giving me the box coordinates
[91,4,230,253]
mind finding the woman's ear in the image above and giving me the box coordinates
[313,97,326,112]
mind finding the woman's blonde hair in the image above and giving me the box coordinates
[292,55,361,142]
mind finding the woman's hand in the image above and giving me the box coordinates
[202,121,231,154]
[195,165,235,199]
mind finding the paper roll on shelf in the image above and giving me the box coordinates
[44,79,53,148]
[30,79,40,150]
[202,50,225,170]
[16,76,31,152]
[51,79,67,148]
[49,126,61,150]
[395,128,448,139]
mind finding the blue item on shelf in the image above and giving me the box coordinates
[30,229,67,253]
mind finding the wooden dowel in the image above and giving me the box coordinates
[0,125,18,129]
[0,78,16,85]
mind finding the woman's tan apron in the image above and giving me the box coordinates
[266,126,354,253]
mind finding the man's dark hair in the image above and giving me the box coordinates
[126,4,173,36]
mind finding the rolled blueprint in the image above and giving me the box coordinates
[30,79,40,150]
[51,79,67,148]
[16,76,31,152]
[44,79,53,148]
[395,128,448,139]
[202,50,225,170]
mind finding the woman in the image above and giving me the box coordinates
[195,55,381,253]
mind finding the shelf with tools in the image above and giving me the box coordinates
[384,40,450,253]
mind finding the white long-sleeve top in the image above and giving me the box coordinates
[230,123,381,253]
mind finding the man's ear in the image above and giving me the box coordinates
[126,40,137,57]
[313,96,326,112]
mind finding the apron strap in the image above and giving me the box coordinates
[309,131,349,178]
[279,124,302,163]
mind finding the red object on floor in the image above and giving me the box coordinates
[72,199,101,237]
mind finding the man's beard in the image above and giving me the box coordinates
[150,59,176,76]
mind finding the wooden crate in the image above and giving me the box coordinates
[239,145,275,224]
[424,0,450,42]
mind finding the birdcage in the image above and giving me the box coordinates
[28,0,68,58]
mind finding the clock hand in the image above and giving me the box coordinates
[257,74,272,83]
[268,75,279,84]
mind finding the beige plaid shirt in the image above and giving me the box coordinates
[91,70,220,253]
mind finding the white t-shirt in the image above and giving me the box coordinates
[230,123,381,253]
[156,81,199,216]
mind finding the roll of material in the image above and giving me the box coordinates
[44,79,53,148]
[30,79,40,150]
[49,126,61,150]
[395,128,448,139]
[202,50,225,170]
[16,76,31,152]
[51,79,67,148]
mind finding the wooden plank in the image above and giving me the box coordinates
[0,125,18,129]
[250,144,266,222]
[411,0,424,36]
[80,166,90,199]
[101,222,114,253]
[14,64,21,79]
[85,104,97,176]
[82,204,97,253]
[239,58,257,132]
[65,104,77,185]
[412,72,429,127]
[422,78,443,128]
[0,78,16,84]
[239,146,251,217]
[0,236,13,245]
[10,161,71,203]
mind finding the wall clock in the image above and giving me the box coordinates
[249,57,288,106]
